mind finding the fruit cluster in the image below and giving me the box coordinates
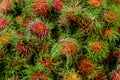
[0,0,120,80]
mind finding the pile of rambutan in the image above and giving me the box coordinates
[0,0,120,80]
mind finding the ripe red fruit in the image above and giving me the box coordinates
[78,58,94,75]
[31,72,48,80]
[30,22,49,40]
[53,0,64,11]
[90,41,103,52]
[110,69,120,80]
[32,0,49,17]
[92,72,107,80]
[39,57,54,70]
[0,0,12,14]
[88,0,102,7]
[59,39,78,56]
[17,40,34,59]
[0,18,9,31]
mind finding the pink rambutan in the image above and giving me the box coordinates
[0,0,12,14]
[30,22,49,40]
[0,18,9,31]
[78,58,94,75]
[110,69,120,80]
[31,72,48,80]
[32,0,49,17]
[53,0,64,11]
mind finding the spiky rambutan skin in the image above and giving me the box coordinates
[78,58,94,75]
[103,29,114,39]
[30,22,49,40]
[32,0,49,17]
[88,0,102,7]
[102,10,117,23]
[31,72,48,80]
[40,44,52,51]
[66,7,80,23]
[15,15,23,25]
[0,0,12,14]
[92,72,107,80]
[17,40,34,59]
[63,72,82,80]
[90,41,104,52]
[23,18,31,27]
[110,69,120,80]
[53,0,64,11]
[58,39,78,56]
[0,18,9,31]
[0,34,10,45]
[39,57,54,70]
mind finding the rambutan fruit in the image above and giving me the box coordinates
[30,22,49,40]
[32,0,49,17]
[31,72,48,80]
[17,40,34,59]
[53,0,64,11]
[15,15,23,25]
[66,7,80,23]
[63,72,82,80]
[40,44,52,51]
[0,0,12,14]
[0,18,9,31]
[92,72,107,80]
[103,29,114,39]
[78,58,94,75]
[39,57,54,70]
[88,0,102,7]
[0,34,10,45]
[90,41,104,52]
[58,38,79,56]
[102,10,117,23]
[23,18,31,27]
[110,69,120,80]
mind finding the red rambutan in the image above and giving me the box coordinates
[110,69,120,80]
[0,0,12,14]
[32,0,49,17]
[78,58,94,75]
[0,18,9,31]
[17,40,34,59]
[40,57,54,70]
[59,39,78,56]
[23,18,31,27]
[90,41,104,52]
[53,0,64,11]
[103,29,114,39]
[31,72,48,80]
[88,0,102,7]
[30,22,49,40]
[92,72,107,80]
